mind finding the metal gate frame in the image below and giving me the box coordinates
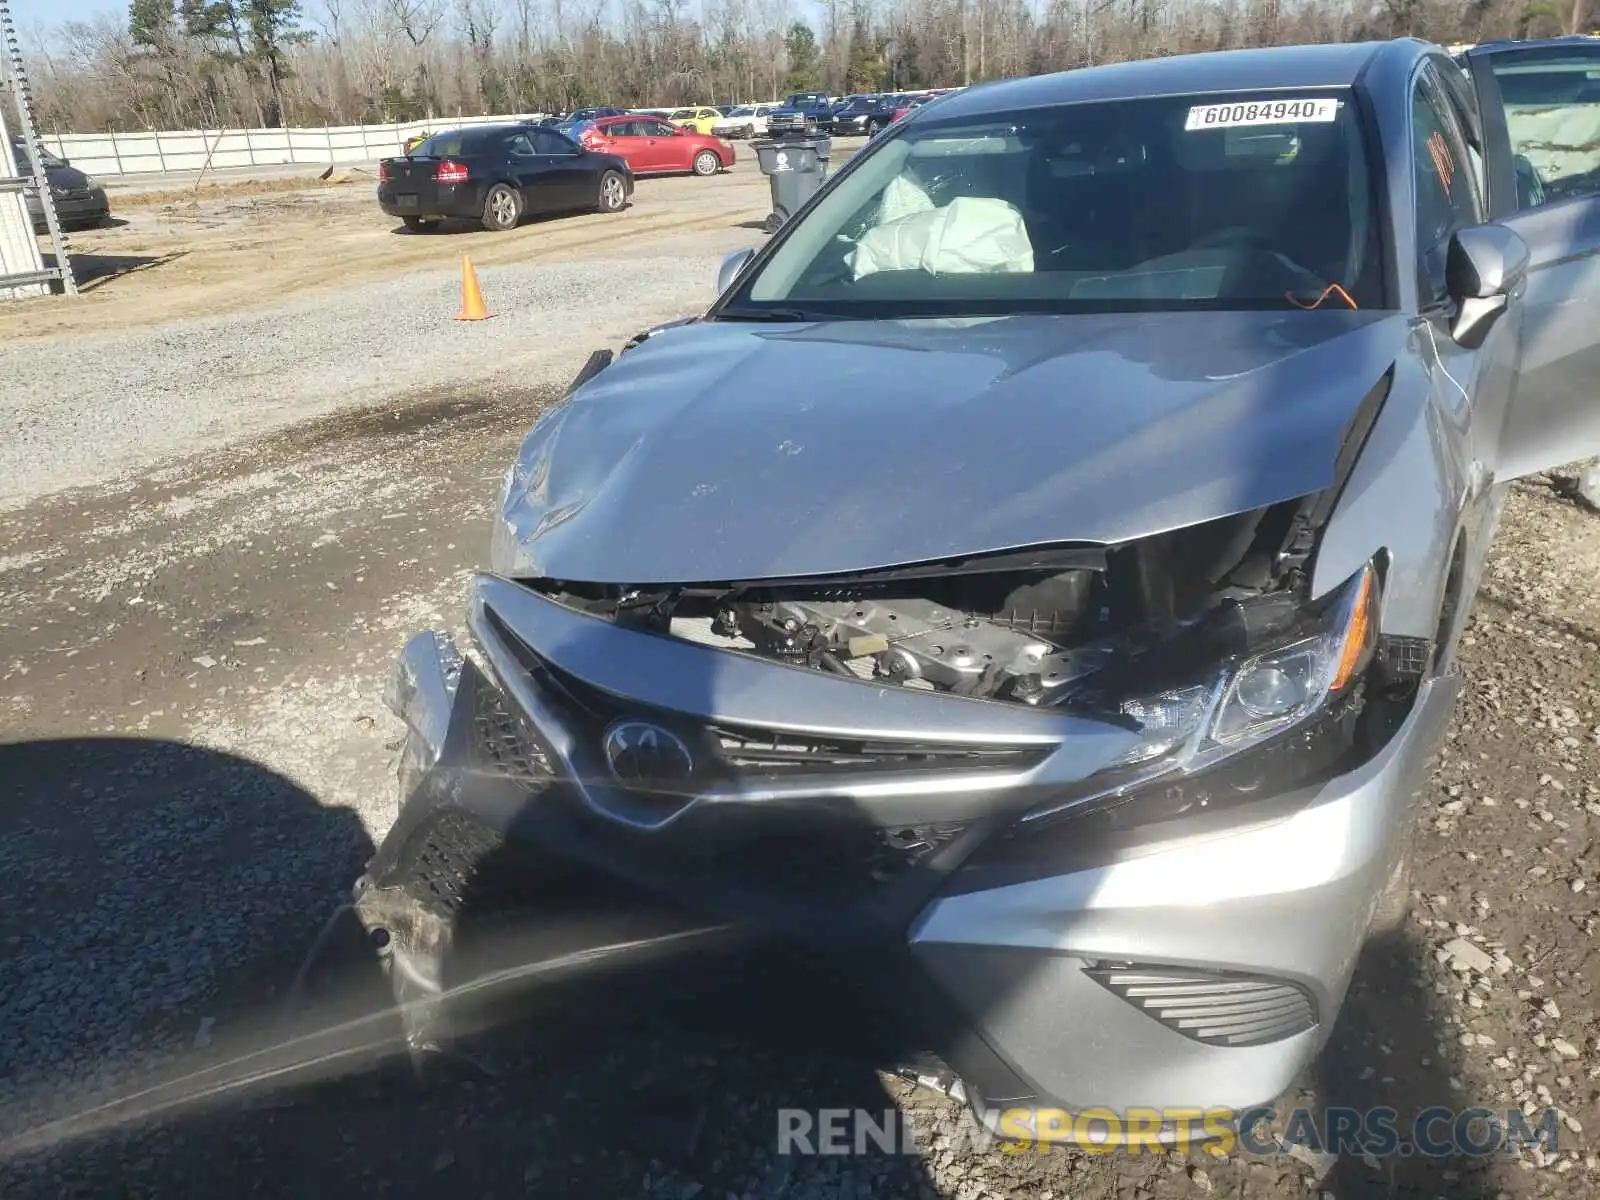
[0,0,74,299]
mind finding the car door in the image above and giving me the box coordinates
[588,119,642,171]
[502,131,560,214]
[1407,59,1519,610]
[639,120,688,172]
[1466,42,1600,480]
[530,128,593,210]
[1417,60,1520,495]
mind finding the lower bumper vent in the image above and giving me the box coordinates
[1085,964,1317,1048]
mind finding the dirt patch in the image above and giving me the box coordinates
[5,168,772,342]
[112,173,376,209]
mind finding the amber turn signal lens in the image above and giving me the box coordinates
[1330,566,1377,692]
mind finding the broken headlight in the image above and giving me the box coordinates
[1021,561,1379,828]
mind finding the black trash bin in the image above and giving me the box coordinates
[752,136,831,233]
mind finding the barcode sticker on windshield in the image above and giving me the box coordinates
[1184,98,1339,131]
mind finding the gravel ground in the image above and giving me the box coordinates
[0,181,1597,1197]
[0,251,720,508]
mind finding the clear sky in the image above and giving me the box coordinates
[17,0,110,22]
[13,0,126,32]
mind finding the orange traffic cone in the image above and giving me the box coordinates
[454,254,495,321]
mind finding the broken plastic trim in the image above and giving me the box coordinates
[1017,559,1383,825]
[385,630,464,779]
[533,542,1109,606]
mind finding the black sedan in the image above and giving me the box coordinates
[10,140,111,231]
[376,124,633,232]
[830,95,899,136]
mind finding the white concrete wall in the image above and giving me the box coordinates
[40,112,551,178]
[0,102,48,300]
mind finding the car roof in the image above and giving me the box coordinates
[1462,34,1600,59]
[424,124,520,139]
[927,41,1394,119]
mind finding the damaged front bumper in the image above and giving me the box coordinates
[357,572,1460,1135]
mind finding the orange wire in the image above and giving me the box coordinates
[1286,283,1359,311]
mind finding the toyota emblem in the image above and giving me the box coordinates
[602,720,696,788]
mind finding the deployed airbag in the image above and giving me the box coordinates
[852,197,1035,280]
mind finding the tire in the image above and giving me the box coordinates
[480,183,522,232]
[742,124,754,139]
[596,170,627,213]
[866,119,883,136]
[692,150,720,177]
[804,119,818,135]
[401,215,439,232]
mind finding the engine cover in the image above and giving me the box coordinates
[756,596,1107,702]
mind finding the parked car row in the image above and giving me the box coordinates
[372,84,969,232]
[766,87,963,136]
[517,90,964,144]
[375,116,737,232]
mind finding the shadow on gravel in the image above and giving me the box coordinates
[0,734,945,1198]
[0,737,374,1193]
[63,251,184,292]
[1309,927,1503,1198]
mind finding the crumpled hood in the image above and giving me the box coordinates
[492,310,1406,584]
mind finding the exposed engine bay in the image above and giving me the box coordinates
[530,498,1321,710]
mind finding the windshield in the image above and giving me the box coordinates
[725,89,1389,318]
[728,107,754,117]
[409,131,472,157]
[12,142,67,170]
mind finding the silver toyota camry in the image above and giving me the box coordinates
[353,37,1600,1142]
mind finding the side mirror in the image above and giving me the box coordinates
[716,247,755,297]
[1446,224,1530,350]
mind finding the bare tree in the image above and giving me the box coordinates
[23,0,1542,131]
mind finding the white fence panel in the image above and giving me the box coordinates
[39,111,553,178]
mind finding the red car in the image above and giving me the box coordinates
[577,115,735,177]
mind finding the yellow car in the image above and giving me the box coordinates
[669,107,723,135]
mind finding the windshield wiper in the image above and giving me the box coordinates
[714,306,816,322]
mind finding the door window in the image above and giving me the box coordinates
[507,133,537,156]
[1490,51,1600,207]
[1412,77,1480,307]
[534,130,578,155]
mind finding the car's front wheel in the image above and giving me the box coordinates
[692,150,720,177]
[596,170,627,213]
[480,184,522,232]
[866,119,883,135]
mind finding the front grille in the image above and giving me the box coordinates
[710,725,1047,778]
[486,605,1046,786]
[1085,964,1317,1048]
[472,677,553,783]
